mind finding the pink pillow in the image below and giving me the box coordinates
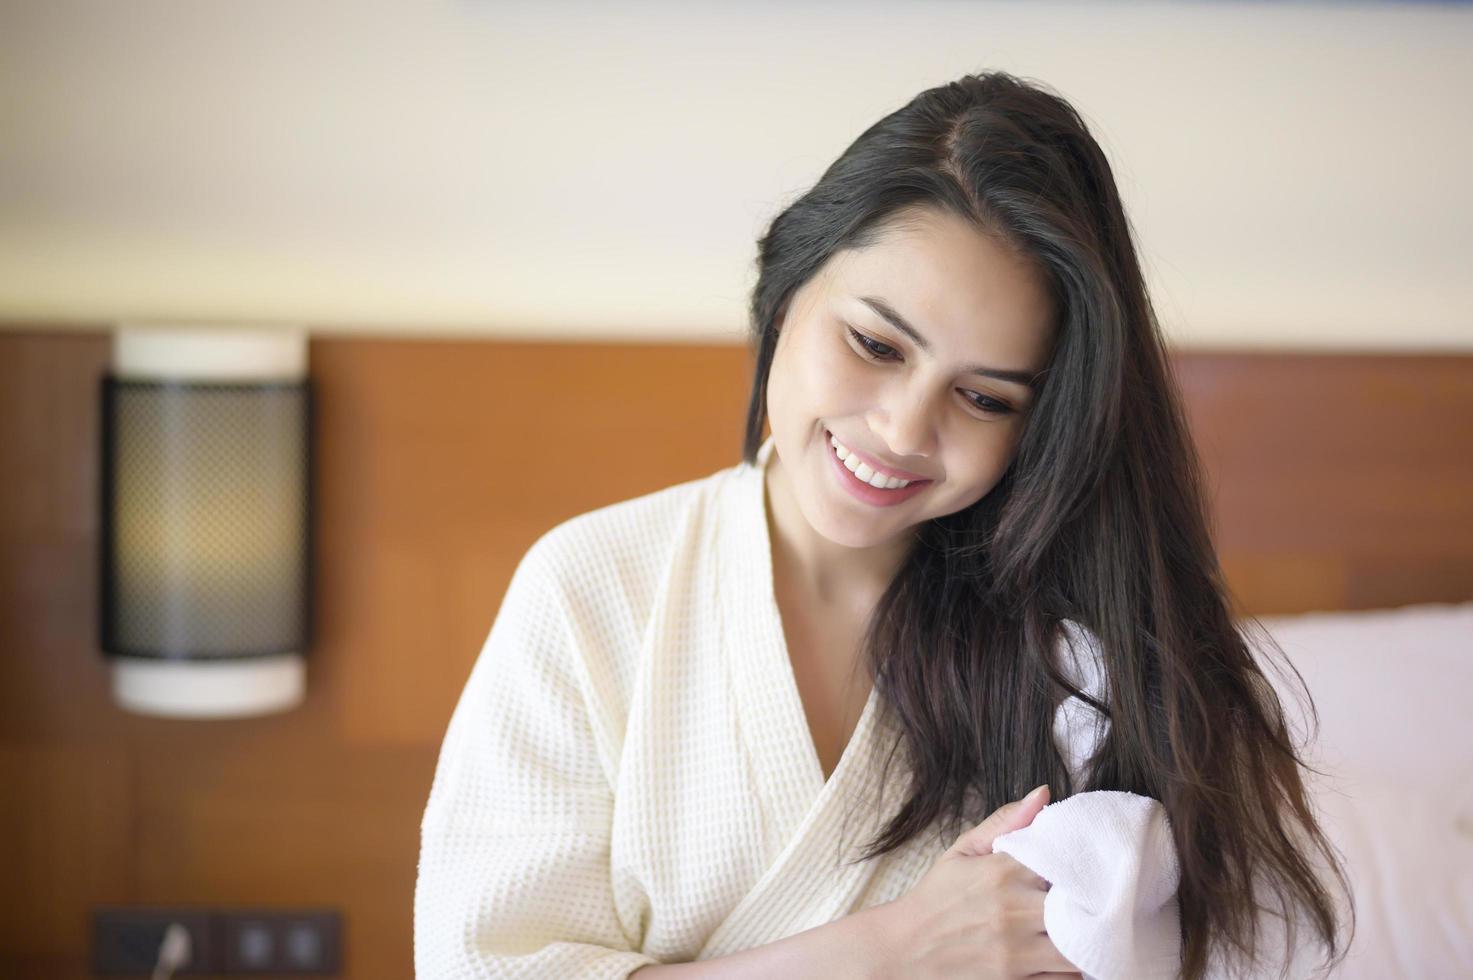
[1245,602,1473,978]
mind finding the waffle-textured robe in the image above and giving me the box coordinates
[413,436,1110,979]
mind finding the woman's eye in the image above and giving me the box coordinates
[963,390,1014,416]
[847,327,898,361]
[847,324,1014,418]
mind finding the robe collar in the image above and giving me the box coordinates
[702,435,930,954]
[728,435,884,808]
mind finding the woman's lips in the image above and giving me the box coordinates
[824,429,933,507]
[825,429,932,482]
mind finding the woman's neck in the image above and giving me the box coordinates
[762,446,914,610]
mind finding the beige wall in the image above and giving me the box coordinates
[1,0,1469,349]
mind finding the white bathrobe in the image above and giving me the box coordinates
[413,436,1119,979]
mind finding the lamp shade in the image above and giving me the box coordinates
[99,326,313,718]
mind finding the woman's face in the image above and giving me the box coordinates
[765,206,1056,551]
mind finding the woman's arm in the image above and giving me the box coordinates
[629,902,896,980]
[414,534,659,978]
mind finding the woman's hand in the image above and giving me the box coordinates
[870,785,1082,979]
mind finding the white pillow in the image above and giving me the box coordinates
[1245,602,1473,978]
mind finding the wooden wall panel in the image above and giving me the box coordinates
[1175,351,1473,614]
[1,328,1469,978]
[0,742,135,972]
[310,338,753,748]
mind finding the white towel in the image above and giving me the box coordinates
[991,790,1181,980]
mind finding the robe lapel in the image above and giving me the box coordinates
[696,687,903,957]
[703,436,935,957]
[715,436,824,860]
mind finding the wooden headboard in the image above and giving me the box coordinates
[303,339,1473,620]
[1173,351,1473,615]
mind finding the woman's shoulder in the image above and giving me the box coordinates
[494,460,750,713]
[517,457,749,600]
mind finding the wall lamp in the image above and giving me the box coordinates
[99,326,313,718]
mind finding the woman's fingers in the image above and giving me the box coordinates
[991,851,1053,891]
[948,785,1051,857]
[1022,931,1082,974]
[1014,886,1046,916]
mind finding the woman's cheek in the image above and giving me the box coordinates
[818,347,871,406]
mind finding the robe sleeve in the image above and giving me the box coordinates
[414,533,659,980]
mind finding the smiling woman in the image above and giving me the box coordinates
[762,208,1053,578]
[414,70,1350,980]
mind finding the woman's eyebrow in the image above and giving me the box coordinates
[857,295,1042,390]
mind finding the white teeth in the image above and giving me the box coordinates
[828,432,911,489]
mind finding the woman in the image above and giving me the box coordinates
[414,71,1348,979]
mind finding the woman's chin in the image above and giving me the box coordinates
[808,509,911,551]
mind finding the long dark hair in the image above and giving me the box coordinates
[740,71,1349,979]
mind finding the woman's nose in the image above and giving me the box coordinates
[866,385,937,461]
